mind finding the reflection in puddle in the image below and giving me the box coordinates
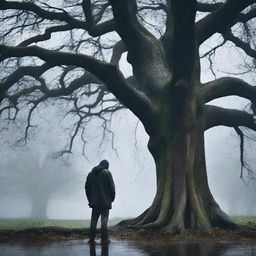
[131,240,256,256]
[89,242,109,256]
[0,239,255,256]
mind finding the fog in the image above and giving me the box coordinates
[0,108,156,219]
[0,30,256,221]
[0,102,255,220]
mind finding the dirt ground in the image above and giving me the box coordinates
[0,226,256,244]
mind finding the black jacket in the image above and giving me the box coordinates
[85,165,115,209]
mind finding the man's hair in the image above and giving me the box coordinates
[99,159,109,169]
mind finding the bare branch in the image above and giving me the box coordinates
[108,0,141,48]
[0,45,157,130]
[233,126,255,180]
[81,0,115,37]
[138,2,167,13]
[58,91,123,156]
[110,40,126,66]
[24,97,46,142]
[0,63,52,103]
[196,0,255,45]
[19,25,73,46]
[0,0,86,28]
[200,38,226,58]
[223,29,256,59]
[234,127,246,179]
[237,7,256,23]
[205,105,256,131]
[202,77,256,103]
[197,2,222,12]
[109,0,170,96]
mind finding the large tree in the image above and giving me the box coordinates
[0,0,256,234]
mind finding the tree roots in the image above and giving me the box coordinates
[113,205,255,237]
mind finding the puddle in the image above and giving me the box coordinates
[0,239,256,255]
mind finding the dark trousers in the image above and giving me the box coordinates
[89,208,109,240]
[90,242,109,256]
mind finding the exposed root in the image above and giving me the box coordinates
[162,222,185,235]
[237,225,256,237]
[160,212,186,235]
[140,220,165,231]
[209,206,239,230]
[114,209,148,230]
[113,205,256,236]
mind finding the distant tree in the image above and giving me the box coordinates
[0,0,256,233]
[0,150,79,219]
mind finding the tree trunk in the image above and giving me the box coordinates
[30,195,49,219]
[118,91,237,234]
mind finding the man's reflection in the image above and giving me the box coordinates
[89,241,109,256]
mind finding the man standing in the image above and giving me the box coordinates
[85,160,115,243]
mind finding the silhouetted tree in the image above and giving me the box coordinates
[0,0,256,234]
[0,150,79,219]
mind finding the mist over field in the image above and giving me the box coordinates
[0,104,255,221]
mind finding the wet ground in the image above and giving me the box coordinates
[0,239,256,256]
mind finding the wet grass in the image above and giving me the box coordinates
[0,217,256,243]
[0,218,123,230]
[0,216,255,231]
[232,216,256,227]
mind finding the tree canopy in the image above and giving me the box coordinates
[0,0,255,150]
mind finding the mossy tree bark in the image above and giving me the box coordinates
[112,0,237,234]
[118,84,236,234]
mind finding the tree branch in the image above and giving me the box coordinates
[237,8,256,23]
[81,0,115,37]
[0,0,86,28]
[58,93,123,155]
[0,63,52,103]
[108,0,170,95]
[110,40,126,66]
[223,30,256,59]
[19,25,73,46]
[0,45,157,131]
[234,127,246,179]
[196,0,255,45]
[205,105,256,131]
[108,0,141,49]
[202,77,256,103]
[197,2,223,12]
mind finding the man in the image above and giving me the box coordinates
[85,160,115,243]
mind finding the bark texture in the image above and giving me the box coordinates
[113,0,245,234]
[118,88,237,234]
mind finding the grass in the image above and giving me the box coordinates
[0,216,255,231]
[231,216,256,227]
[0,217,123,230]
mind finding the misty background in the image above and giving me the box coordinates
[0,33,256,221]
